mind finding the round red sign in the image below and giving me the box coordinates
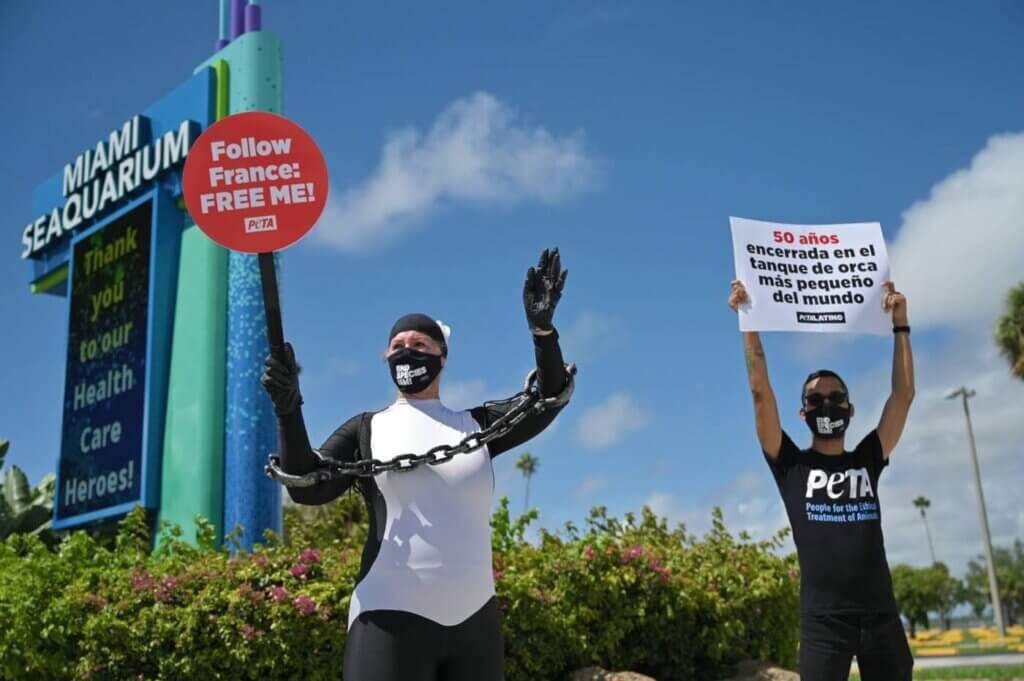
[183,112,328,253]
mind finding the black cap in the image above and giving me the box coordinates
[389,313,448,356]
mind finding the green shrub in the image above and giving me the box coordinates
[0,497,798,680]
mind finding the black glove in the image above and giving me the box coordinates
[523,247,568,333]
[260,342,303,416]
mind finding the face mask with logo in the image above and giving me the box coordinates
[387,348,443,394]
[804,403,850,439]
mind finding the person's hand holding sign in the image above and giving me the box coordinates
[728,279,750,312]
[882,281,909,327]
[260,342,303,416]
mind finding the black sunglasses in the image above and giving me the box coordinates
[804,391,848,407]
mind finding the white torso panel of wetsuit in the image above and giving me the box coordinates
[348,397,495,628]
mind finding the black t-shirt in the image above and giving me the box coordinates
[766,430,898,615]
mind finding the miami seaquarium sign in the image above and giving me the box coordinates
[21,69,216,529]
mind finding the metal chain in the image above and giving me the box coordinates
[266,364,575,487]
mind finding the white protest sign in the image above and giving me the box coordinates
[730,217,891,334]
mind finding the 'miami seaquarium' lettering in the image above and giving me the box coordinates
[21,118,197,259]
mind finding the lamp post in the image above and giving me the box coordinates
[946,387,1005,637]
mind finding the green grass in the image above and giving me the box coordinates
[849,664,1024,680]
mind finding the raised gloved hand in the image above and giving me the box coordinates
[260,342,303,416]
[523,247,568,333]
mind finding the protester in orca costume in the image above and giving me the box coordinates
[261,248,572,681]
[729,280,915,681]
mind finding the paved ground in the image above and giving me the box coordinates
[851,653,1024,672]
[912,653,1024,670]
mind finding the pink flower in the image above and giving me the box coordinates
[269,586,290,603]
[290,563,308,579]
[619,545,645,563]
[130,570,154,592]
[241,624,261,641]
[299,548,321,565]
[253,555,268,567]
[583,545,596,561]
[292,595,317,616]
[493,570,504,580]
[161,576,180,591]
[239,583,264,603]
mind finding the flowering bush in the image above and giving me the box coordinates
[491,501,799,680]
[0,495,797,680]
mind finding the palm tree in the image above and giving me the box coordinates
[995,282,1024,380]
[914,496,937,565]
[515,452,539,514]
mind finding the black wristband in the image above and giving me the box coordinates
[893,325,910,334]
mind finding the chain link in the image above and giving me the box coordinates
[266,364,575,487]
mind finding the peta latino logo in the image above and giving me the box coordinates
[805,468,875,499]
[816,416,845,435]
[245,215,278,233]
[395,364,427,386]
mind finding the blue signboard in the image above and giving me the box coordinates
[53,191,181,529]
[57,199,151,522]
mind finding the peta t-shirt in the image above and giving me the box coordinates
[766,430,898,615]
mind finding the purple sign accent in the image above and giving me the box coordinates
[244,3,262,32]
[230,0,245,39]
[215,39,229,51]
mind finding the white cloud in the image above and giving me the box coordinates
[560,310,625,362]
[576,392,652,448]
[643,472,793,550]
[549,5,631,39]
[315,92,601,253]
[888,132,1024,328]
[576,475,609,501]
[300,355,362,392]
[441,379,489,411]
[847,331,1024,576]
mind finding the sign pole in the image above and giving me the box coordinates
[257,251,285,361]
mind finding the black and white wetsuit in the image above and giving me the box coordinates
[276,331,568,681]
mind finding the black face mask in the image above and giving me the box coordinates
[387,348,443,394]
[804,403,850,439]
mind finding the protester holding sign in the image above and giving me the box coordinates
[261,248,573,681]
[728,279,915,680]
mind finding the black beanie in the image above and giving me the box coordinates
[389,313,448,356]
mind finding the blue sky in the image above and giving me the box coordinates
[2,1,1023,577]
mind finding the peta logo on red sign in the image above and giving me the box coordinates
[245,215,278,234]
[183,112,328,253]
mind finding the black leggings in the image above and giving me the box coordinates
[343,597,504,681]
[800,612,913,681]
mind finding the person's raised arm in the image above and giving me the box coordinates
[261,343,357,504]
[478,247,571,457]
[729,280,783,458]
[877,282,915,460]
